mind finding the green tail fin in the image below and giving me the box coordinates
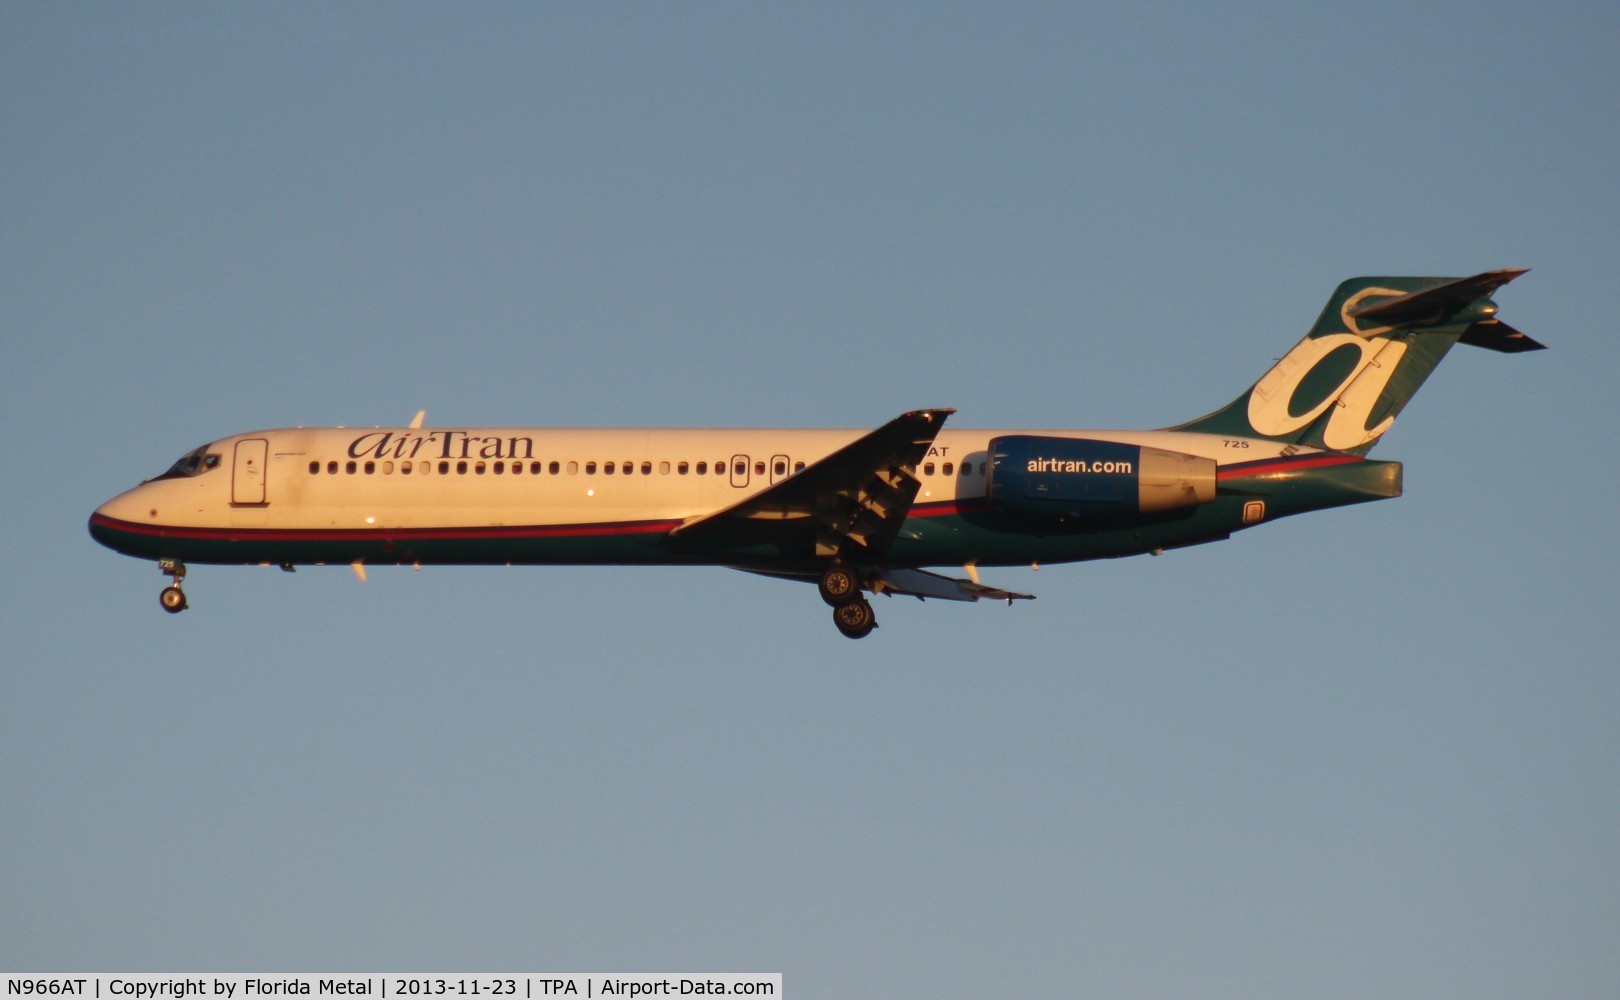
[1173,269,1541,456]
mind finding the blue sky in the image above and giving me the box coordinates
[4,4,1617,996]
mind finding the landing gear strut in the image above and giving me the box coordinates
[158,559,188,613]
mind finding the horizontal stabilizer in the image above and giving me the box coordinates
[871,568,1035,604]
[1346,268,1528,328]
[1459,318,1546,353]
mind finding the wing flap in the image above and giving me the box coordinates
[872,568,1035,604]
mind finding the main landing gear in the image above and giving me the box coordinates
[158,559,188,613]
[820,564,877,640]
[832,596,877,639]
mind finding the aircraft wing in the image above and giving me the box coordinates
[733,565,1036,602]
[670,408,953,565]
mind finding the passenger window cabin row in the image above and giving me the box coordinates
[306,458,987,478]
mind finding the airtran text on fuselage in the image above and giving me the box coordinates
[347,430,536,462]
[1027,457,1133,475]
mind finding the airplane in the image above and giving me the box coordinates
[89,269,1542,638]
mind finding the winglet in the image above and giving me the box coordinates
[409,410,426,429]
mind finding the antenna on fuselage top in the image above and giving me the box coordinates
[409,410,425,429]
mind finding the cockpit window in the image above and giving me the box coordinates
[152,445,222,481]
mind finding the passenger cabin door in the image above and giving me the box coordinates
[729,453,750,489]
[233,438,268,504]
[770,453,791,485]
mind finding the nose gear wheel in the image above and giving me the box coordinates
[157,559,188,614]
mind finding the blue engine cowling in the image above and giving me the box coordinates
[986,435,1217,520]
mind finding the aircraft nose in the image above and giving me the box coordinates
[88,487,153,552]
[93,489,144,523]
[89,501,120,550]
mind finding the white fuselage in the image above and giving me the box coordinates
[94,424,1287,537]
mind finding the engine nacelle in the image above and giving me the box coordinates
[986,435,1217,520]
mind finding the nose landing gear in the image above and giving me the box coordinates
[157,559,189,613]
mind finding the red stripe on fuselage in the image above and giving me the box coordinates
[1216,452,1362,480]
[907,498,992,519]
[88,511,682,544]
[90,496,992,550]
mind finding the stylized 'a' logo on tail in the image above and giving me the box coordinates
[1173,269,1541,456]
